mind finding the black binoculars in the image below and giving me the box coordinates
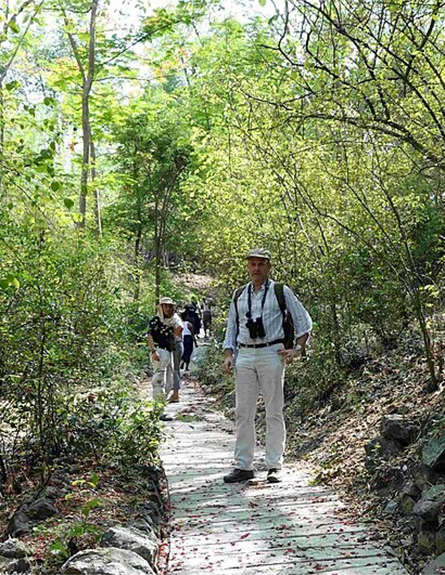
[245,312,266,339]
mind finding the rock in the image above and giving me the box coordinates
[7,511,31,537]
[365,437,403,462]
[418,528,436,552]
[414,499,442,523]
[421,552,445,574]
[0,539,30,559]
[412,464,438,491]
[0,555,31,573]
[423,436,445,471]
[371,465,404,492]
[147,491,162,507]
[412,485,445,522]
[400,494,416,515]
[100,526,157,567]
[402,480,421,499]
[5,557,31,573]
[139,513,160,536]
[380,414,419,446]
[26,497,58,520]
[383,500,398,515]
[128,518,157,537]
[436,526,445,555]
[61,547,155,575]
[140,501,161,522]
[43,486,60,499]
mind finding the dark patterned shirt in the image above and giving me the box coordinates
[147,316,175,351]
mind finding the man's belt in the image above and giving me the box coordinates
[238,339,284,349]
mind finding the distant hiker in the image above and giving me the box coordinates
[222,248,312,484]
[147,297,183,421]
[180,312,197,371]
[171,305,183,403]
[185,300,201,337]
[202,297,213,339]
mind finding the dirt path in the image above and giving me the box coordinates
[159,377,410,574]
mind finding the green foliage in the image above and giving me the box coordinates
[2,0,445,496]
[49,473,102,562]
[0,229,159,478]
[52,385,162,469]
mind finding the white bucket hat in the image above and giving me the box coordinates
[159,297,175,305]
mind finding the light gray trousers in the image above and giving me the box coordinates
[152,348,174,403]
[234,344,286,471]
[173,341,183,391]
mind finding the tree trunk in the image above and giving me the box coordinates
[79,89,90,227]
[90,140,102,236]
[133,194,142,302]
[66,0,99,228]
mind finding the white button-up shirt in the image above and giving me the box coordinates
[223,279,312,351]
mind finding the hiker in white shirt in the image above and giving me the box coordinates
[147,297,183,420]
[223,248,312,484]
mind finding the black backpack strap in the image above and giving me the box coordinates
[274,282,286,317]
[233,285,247,336]
[275,283,295,349]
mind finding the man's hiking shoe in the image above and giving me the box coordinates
[267,469,282,483]
[223,468,254,483]
[160,414,173,422]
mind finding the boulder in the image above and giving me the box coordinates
[412,464,438,491]
[100,526,157,567]
[128,518,157,537]
[4,557,31,573]
[0,539,30,559]
[421,552,445,574]
[7,511,31,537]
[61,547,155,575]
[436,526,445,555]
[380,415,418,446]
[418,528,436,552]
[26,497,58,520]
[412,485,445,522]
[423,436,445,471]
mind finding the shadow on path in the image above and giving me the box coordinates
[160,376,409,575]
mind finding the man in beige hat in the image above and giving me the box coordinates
[222,248,312,483]
[147,297,183,421]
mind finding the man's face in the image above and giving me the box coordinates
[161,303,174,318]
[247,257,271,284]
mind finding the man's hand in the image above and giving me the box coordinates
[151,351,160,362]
[277,348,299,364]
[223,352,235,375]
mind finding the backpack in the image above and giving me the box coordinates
[234,283,294,349]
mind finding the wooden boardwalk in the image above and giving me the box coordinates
[161,379,409,575]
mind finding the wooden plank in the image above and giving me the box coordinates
[160,379,409,575]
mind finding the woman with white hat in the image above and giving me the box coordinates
[147,297,183,420]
